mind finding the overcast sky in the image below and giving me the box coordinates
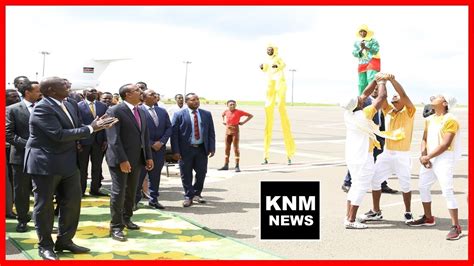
[6,6,468,104]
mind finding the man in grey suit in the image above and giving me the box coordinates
[24,77,117,260]
[171,93,216,207]
[6,81,41,232]
[105,83,153,242]
[135,89,172,210]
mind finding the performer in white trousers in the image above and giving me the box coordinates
[361,73,416,222]
[406,94,462,241]
[341,77,387,229]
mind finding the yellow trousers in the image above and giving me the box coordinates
[264,79,296,159]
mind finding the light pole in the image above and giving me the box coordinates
[183,60,192,96]
[40,51,50,77]
[289,69,296,106]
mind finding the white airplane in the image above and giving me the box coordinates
[61,58,129,91]
[7,57,129,91]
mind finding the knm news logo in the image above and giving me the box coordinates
[260,181,320,240]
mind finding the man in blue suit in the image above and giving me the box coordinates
[135,89,172,209]
[77,87,108,196]
[24,77,117,260]
[171,93,216,207]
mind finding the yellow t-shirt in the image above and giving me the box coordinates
[363,105,378,152]
[382,104,416,151]
[425,114,459,151]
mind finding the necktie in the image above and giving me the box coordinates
[192,110,200,140]
[133,106,141,130]
[30,103,35,107]
[380,112,385,131]
[89,102,96,117]
[149,107,159,127]
[60,102,74,126]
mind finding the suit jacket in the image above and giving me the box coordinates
[24,97,91,176]
[105,102,152,167]
[140,105,172,152]
[6,101,31,165]
[77,100,108,145]
[66,96,84,126]
[171,108,216,156]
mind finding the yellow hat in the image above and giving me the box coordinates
[356,24,374,41]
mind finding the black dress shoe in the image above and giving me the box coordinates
[149,201,165,210]
[54,242,90,254]
[89,190,108,197]
[382,186,399,194]
[39,247,59,260]
[218,164,229,171]
[16,222,28,233]
[183,199,193,207]
[110,229,127,242]
[124,221,140,230]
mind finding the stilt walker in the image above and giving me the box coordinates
[353,25,381,95]
[260,44,296,165]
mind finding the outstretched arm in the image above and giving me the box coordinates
[389,77,415,113]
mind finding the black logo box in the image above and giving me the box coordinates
[260,181,320,240]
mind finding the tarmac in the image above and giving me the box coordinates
[6,104,469,260]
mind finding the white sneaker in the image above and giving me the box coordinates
[344,217,366,225]
[404,212,414,223]
[359,209,383,221]
[345,220,368,229]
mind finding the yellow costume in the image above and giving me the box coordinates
[260,44,296,163]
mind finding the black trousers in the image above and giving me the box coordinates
[31,170,82,249]
[179,146,208,199]
[78,143,105,194]
[108,164,142,230]
[135,150,165,204]
[12,164,32,223]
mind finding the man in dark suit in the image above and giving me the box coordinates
[171,93,216,207]
[77,88,108,196]
[135,89,172,209]
[24,77,117,260]
[105,83,153,242]
[6,88,21,219]
[6,81,41,232]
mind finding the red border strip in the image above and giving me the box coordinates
[1,3,472,266]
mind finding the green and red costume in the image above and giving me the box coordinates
[353,31,381,95]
